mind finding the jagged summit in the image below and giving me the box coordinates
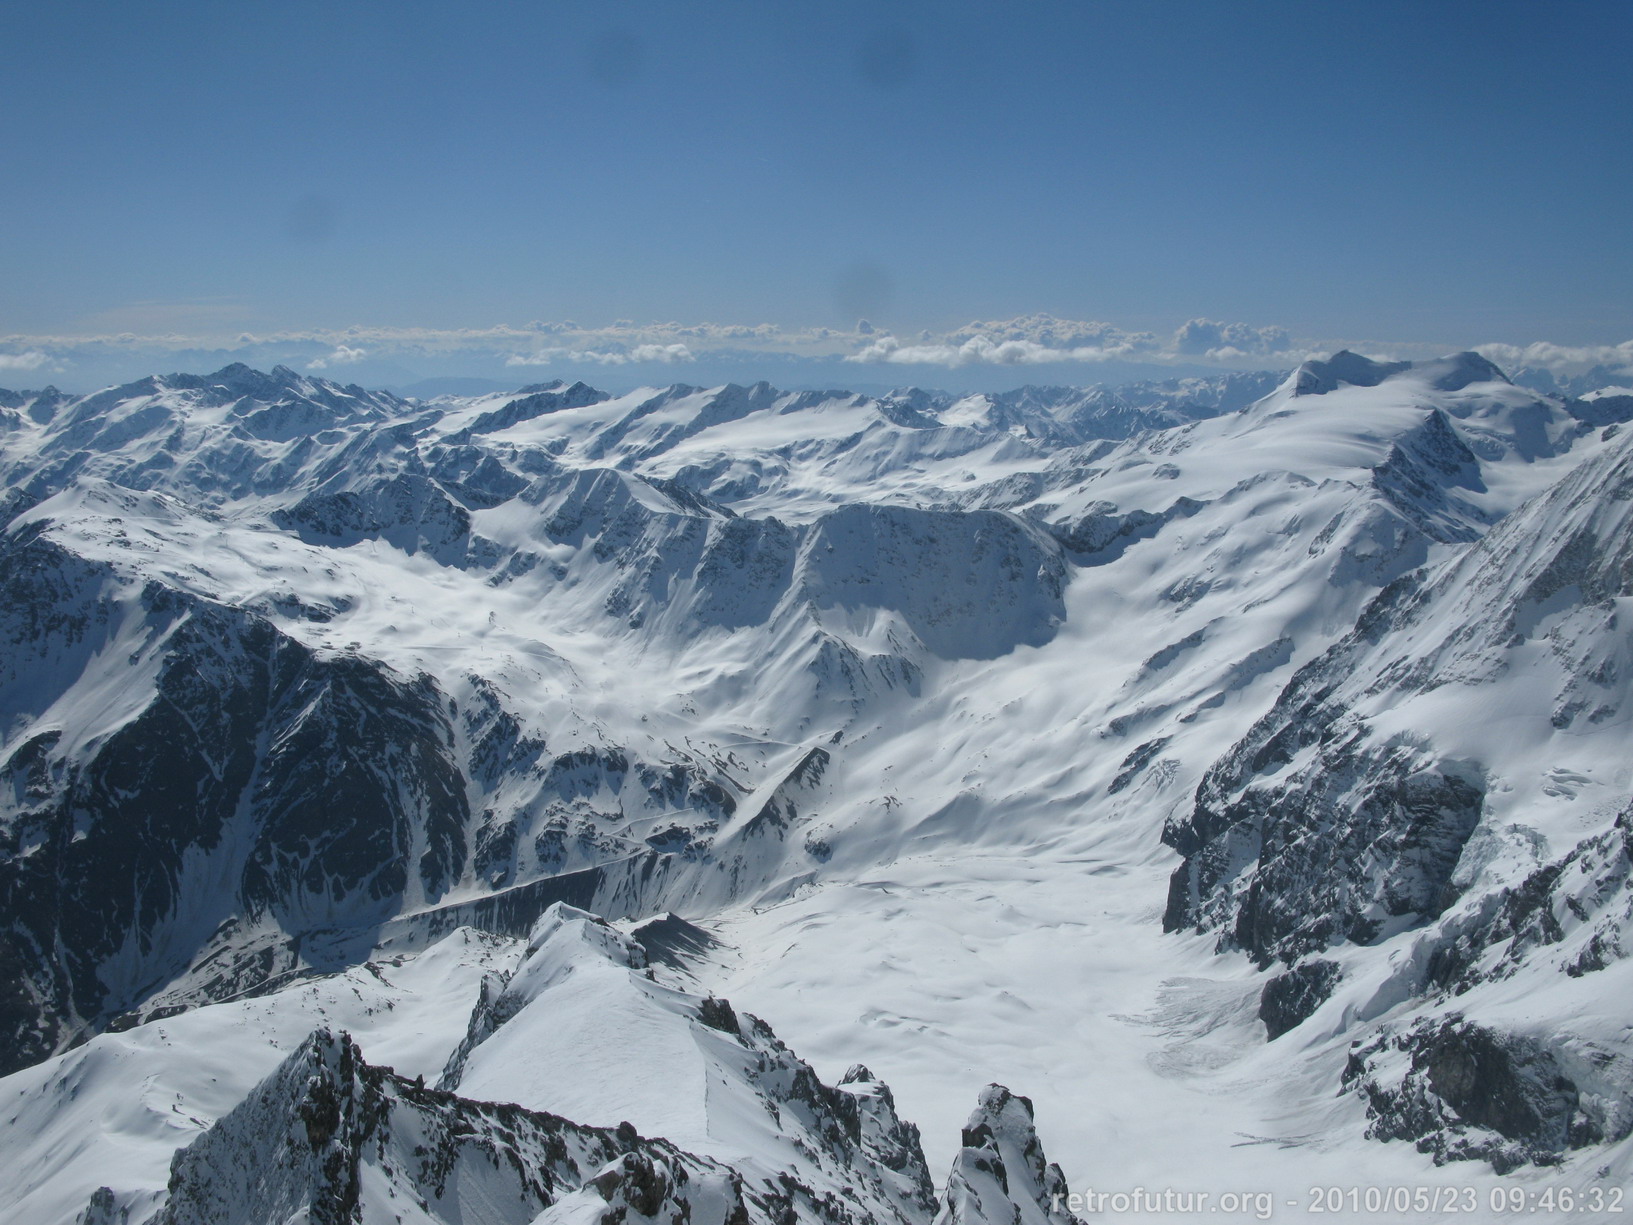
[436,900,938,1222]
[152,1026,766,1225]
[936,1086,1082,1225]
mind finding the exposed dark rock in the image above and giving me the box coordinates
[1259,959,1341,1039]
[698,995,740,1034]
[1426,808,1633,993]
[1342,1017,1627,1172]
[443,380,609,444]
[1108,736,1170,795]
[272,473,471,561]
[1047,496,1203,562]
[0,535,470,1074]
[1164,738,1483,966]
[1289,351,1411,396]
[76,1186,129,1225]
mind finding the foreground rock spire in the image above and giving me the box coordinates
[935,1085,1084,1225]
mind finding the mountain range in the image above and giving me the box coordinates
[2,353,1631,1223]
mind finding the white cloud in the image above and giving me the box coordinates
[306,344,367,370]
[846,314,1297,368]
[1173,318,1292,357]
[946,314,1158,353]
[848,333,1138,367]
[1474,339,1633,375]
[505,343,694,368]
[0,350,49,374]
[626,343,695,364]
[9,314,1630,387]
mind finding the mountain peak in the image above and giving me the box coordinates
[1288,350,1413,396]
[936,1084,1083,1225]
[1414,349,1511,391]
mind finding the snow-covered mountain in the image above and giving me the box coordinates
[2,355,1631,1223]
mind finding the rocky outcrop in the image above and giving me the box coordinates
[1162,704,1485,966]
[1342,1016,1631,1172]
[444,380,609,444]
[795,503,1068,659]
[273,473,472,561]
[1259,958,1342,1039]
[1425,807,1633,994]
[534,1150,742,1224]
[935,1085,1081,1225]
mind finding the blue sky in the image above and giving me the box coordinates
[4,0,1631,392]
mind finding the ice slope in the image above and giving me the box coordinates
[2,354,1632,1222]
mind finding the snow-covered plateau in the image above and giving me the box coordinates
[2,354,1632,1223]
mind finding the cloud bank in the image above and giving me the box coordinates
[1474,339,1633,375]
[1172,318,1293,358]
[847,315,1314,369]
[0,351,49,374]
[3,312,1627,393]
[506,342,694,368]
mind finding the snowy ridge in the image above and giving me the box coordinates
[439,903,938,1224]
[150,1026,764,1225]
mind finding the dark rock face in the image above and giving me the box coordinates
[1259,958,1341,1039]
[273,473,472,562]
[1107,736,1170,796]
[76,1186,129,1225]
[0,536,470,1075]
[1342,1017,1626,1172]
[1369,410,1490,545]
[1163,714,1484,966]
[443,380,609,444]
[698,994,740,1034]
[1289,351,1412,396]
[797,503,1069,660]
[1166,426,1633,972]
[1047,496,1202,562]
